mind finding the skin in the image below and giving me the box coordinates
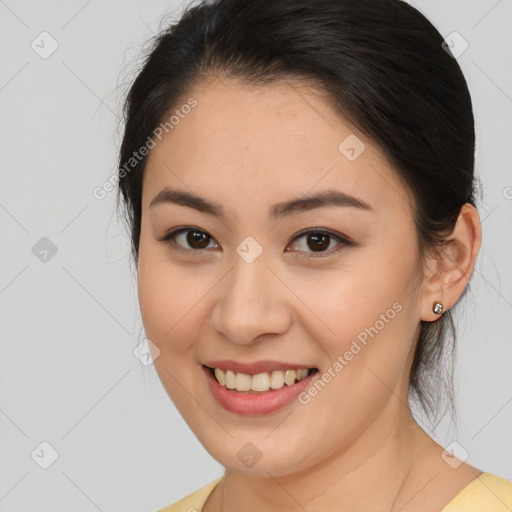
[137,76,483,511]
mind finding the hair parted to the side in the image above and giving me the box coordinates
[116,0,480,428]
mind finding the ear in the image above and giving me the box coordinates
[419,203,482,322]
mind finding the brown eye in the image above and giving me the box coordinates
[185,230,210,249]
[306,232,330,252]
[157,226,352,258]
[158,227,218,252]
[286,229,351,257]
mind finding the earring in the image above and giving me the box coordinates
[432,300,444,314]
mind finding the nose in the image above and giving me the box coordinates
[210,247,292,346]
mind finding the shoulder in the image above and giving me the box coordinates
[442,472,512,511]
[156,477,223,512]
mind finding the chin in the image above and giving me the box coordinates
[195,429,317,478]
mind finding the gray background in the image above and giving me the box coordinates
[0,0,511,510]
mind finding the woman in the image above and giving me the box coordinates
[116,0,512,510]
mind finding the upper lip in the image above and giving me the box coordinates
[203,360,316,375]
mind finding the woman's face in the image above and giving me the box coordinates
[138,77,429,476]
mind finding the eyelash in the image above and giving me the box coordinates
[156,226,353,258]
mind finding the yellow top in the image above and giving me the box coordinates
[157,472,512,512]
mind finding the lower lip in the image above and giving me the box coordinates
[203,366,317,415]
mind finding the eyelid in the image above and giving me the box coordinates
[157,226,353,257]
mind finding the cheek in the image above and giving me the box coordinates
[137,250,200,355]
[137,253,207,411]
[292,273,415,446]
[291,248,417,374]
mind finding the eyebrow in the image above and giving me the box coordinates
[149,187,374,219]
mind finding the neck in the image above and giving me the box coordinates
[216,402,435,512]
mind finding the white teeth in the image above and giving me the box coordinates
[269,370,284,389]
[214,368,226,386]
[211,367,312,392]
[284,370,296,386]
[235,372,252,391]
[251,372,270,391]
[225,369,236,389]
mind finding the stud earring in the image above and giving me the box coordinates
[432,300,444,314]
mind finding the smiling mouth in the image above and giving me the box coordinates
[204,365,319,394]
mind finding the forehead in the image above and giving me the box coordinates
[142,76,411,217]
